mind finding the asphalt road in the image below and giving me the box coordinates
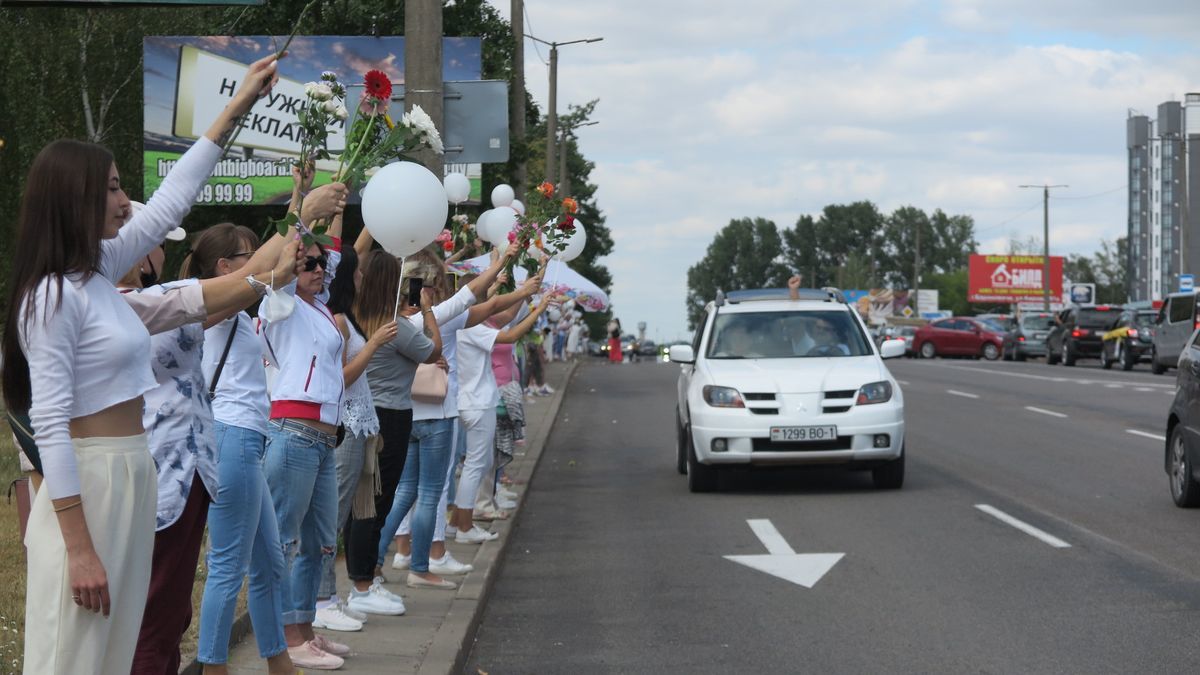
[467,355,1200,674]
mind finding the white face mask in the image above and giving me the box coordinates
[261,286,296,322]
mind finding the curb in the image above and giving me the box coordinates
[419,360,579,675]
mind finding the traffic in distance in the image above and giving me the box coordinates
[668,286,1200,511]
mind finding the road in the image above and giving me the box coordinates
[467,356,1200,673]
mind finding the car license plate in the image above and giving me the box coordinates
[770,426,837,442]
[1034,332,1047,339]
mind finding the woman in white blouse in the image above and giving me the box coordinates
[0,55,279,675]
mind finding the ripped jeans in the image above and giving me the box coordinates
[264,419,338,626]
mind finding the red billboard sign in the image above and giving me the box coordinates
[968,254,1063,303]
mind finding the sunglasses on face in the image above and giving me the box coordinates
[304,255,328,272]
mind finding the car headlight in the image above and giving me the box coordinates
[703,385,745,408]
[856,381,893,405]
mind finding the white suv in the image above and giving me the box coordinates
[670,289,906,492]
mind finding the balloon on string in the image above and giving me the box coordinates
[490,184,515,208]
[444,172,470,204]
[487,207,519,246]
[511,198,526,216]
[476,209,494,243]
[362,161,448,257]
[555,221,586,262]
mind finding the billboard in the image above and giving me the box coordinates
[143,36,482,205]
[968,254,1063,303]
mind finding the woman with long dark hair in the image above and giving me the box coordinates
[1,54,279,675]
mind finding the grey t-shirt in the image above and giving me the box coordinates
[366,316,435,411]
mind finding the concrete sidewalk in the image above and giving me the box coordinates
[197,360,578,674]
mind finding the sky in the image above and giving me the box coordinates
[491,0,1200,342]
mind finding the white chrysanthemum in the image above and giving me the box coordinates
[304,82,320,98]
[312,83,334,101]
[334,105,349,121]
[424,132,444,155]
[405,104,438,136]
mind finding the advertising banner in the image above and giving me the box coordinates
[968,254,1064,303]
[143,36,482,205]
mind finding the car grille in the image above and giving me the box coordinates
[743,393,779,415]
[744,393,775,401]
[822,390,855,414]
[752,437,853,452]
[749,408,779,415]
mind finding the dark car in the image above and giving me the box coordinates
[1002,312,1056,361]
[1165,331,1200,506]
[1099,309,1156,371]
[1151,291,1200,375]
[913,317,1005,360]
[1045,305,1122,366]
[638,339,658,356]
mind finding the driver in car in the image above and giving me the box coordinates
[807,317,851,356]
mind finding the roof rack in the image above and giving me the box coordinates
[720,287,847,304]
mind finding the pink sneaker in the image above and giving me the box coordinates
[287,640,344,670]
[312,633,351,657]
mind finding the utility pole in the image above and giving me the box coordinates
[527,35,603,186]
[1019,183,1069,310]
[511,0,526,195]
[406,0,444,177]
[913,221,921,316]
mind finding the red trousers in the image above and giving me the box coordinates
[130,473,211,674]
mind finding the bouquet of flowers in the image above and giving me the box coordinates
[450,213,479,253]
[273,70,348,246]
[500,181,581,281]
[334,69,445,188]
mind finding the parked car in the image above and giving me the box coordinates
[1099,308,1157,371]
[638,339,658,357]
[670,288,906,492]
[912,317,1006,360]
[975,313,1017,333]
[1165,330,1200,506]
[1001,312,1056,361]
[1045,305,1122,366]
[1151,291,1200,375]
[884,325,919,357]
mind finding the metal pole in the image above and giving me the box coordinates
[546,44,558,185]
[913,219,921,316]
[1043,186,1050,311]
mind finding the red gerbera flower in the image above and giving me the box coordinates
[364,70,393,101]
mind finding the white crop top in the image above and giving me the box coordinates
[20,136,221,499]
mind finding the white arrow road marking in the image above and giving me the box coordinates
[1025,406,1068,418]
[1126,429,1167,442]
[975,504,1071,548]
[946,389,979,399]
[724,519,844,589]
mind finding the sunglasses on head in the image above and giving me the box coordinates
[304,255,328,272]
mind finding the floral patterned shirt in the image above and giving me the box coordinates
[133,280,218,531]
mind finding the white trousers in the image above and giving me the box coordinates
[455,408,497,510]
[24,434,157,675]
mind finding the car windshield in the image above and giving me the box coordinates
[706,310,871,359]
[1020,315,1056,330]
[1078,308,1119,329]
[978,319,1009,333]
[1134,312,1157,329]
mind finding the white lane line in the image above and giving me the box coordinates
[746,518,796,555]
[925,363,1176,390]
[1025,406,1068,418]
[1135,387,1155,392]
[975,504,1071,549]
[1104,384,1123,389]
[1126,429,1167,442]
[946,389,980,399]
[897,380,910,385]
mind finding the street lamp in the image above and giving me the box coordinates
[527,34,603,186]
[559,120,598,195]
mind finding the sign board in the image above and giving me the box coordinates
[143,36,482,205]
[914,289,939,313]
[1181,274,1195,292]
[1068,283,1096,305]
[968,254,1064,304]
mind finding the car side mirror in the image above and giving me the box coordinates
[669,345,695,364]
[880,340,906,359]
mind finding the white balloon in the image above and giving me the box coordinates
[511,198,526,216]
[487,208,519,246]
[490,184,515,208]
[444,172,471,204]
[362,162,449,257]
[554,220,586,262]
[476,209,494,243]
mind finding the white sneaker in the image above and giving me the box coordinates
[494,496,518,510]
[541,384,555,394]
[444,523,459,538]
[391,552,411,570]
[347,583,406,616]
[456,525,500,544]
[372,577,406,604]
[497,487,519,500]
[313,603,364,632]
[429,552,474,575]
[339,598,368,623]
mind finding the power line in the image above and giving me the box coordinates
[974,201,1044,234]
[1051,184,1127,200]
[524,6,549,66]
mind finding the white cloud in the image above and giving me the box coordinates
[496,1,1200,339]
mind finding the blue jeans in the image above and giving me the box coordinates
[264,419,338,625]
[197,422,287,664]
[445,418,468,507]
[378,417,453,573]
[319,432,367,599]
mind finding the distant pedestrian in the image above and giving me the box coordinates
[607,318,623,364]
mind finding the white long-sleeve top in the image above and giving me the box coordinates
[20,137,221,499]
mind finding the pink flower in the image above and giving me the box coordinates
[507,230,517,244]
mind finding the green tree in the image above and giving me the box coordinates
[877,205,932,288]
[781,201,885,288]
[685,218,788,329]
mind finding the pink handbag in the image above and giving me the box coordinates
[412,363,448,403]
